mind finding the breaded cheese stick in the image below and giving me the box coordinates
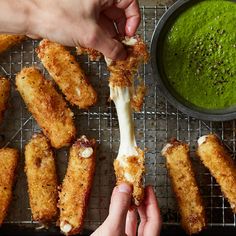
[16,67,76,149]
[162,139,206,235]
[59,136,96,235]
[108,36,149,86]
[108,36,148,205]
[0,77,10,124]
[36,39,97,109]
[0,34,26,54]
[0,148,18,225]
[114,147,145,205]
[197,134,236,213]
[25,133,58,222]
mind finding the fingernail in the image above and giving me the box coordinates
[118,183,132,194]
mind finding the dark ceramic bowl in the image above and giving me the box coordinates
[151,0,236,121]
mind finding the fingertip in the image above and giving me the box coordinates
[115,46,127,61]
[118,183,132,194]
[145,185,155,194]
[108,183,133,227]
[126,23,136,36]
[126,25,133,36]
[102,39,127,61]
[144,185,159,206]
[80,23,127,61]
[125,16,141,36]
[112,185,119,195]
[26,34,41,40]
[125,209,138,236]
[110,39,127,61]
[110,185,119,203]
[110,183,132,206]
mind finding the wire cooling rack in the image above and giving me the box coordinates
[0,5,236,233]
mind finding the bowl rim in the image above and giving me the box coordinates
[151,0,236,121]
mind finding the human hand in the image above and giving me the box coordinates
[92,184,162,236]
[25,0,140,60]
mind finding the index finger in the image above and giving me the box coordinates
[144,186,161,220]
[116,0,141,36]
[137,186,162,236]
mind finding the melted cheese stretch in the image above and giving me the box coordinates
[108,36,147,205]
[110,86,138,160]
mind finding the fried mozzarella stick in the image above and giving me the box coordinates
[0,148,18,226]
[108,36,149,205]
[25,133,58,222]
[59,136,96,235]
[0,34,26,54]
[197,134,236,213]
[162,140,206,235]
[0,77,10,124]
[16,67,76,149]
[36,39,97,109]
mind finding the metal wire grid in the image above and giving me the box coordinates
[0,5,235,231]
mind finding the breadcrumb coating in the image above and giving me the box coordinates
[131,80,147,112]
[162,139,206,235]
[36,39,97,109]
[109,36,148,205]
[25,133,58,222]
[197,134,236,213]
[16,67,76,149]
[0,77,10,124]
[59,136,96,235]
[108,36,149,87]
[0,34,26,54]
[0,148,19,225]
[114,147,145,206]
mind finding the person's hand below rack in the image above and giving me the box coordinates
[92,184,162,236]
[0,0,141,60]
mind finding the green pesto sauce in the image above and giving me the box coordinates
[163,0,236,109]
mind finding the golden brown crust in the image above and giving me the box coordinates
[114,148,145,206]
[0,77,10,124]
[0,148,19,225]
[131,80,146,112]
[25,133,58,222]
[59,136,96,235]
[197,134,236,213]
[36,39,97,109]
[76,46,102,61]
[108,36,149,87]
[110,36,148,205]
[0,34,26,54]
[162,141,206,235]
[15,67,76,149]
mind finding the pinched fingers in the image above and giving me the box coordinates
[98,14,118,38]
[137,186,162,236]
[79,22,126,60]
[101,0,140,36]
[103,6,126,36]
[105,183,132,235]
[125,209,138,236]
[115,0,141,36]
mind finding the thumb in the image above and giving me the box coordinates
[107,183,132,228]
[80,23,127,60]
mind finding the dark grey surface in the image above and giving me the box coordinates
[0,3,235,235]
